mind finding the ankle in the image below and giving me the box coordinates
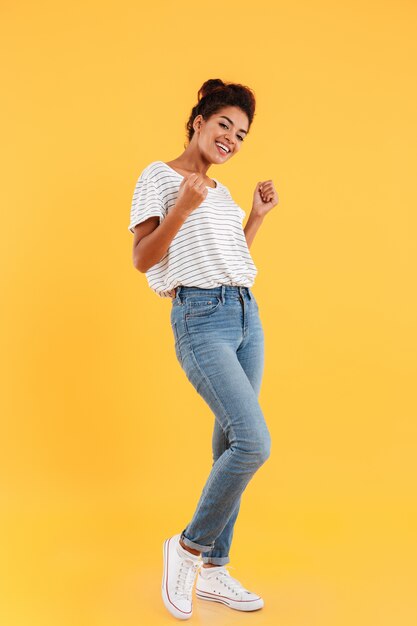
[179,538,200,556]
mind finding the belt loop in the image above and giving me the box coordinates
[220,285,225,304]
[247,287,252,300]
[176,286,183,304]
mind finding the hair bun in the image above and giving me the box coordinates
[198,78,225,101]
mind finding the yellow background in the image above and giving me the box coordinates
[1,0,416,624]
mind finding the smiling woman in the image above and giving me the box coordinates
[128,78,273,620]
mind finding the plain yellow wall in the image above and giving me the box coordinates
[1,1,416,625]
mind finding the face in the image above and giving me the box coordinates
[193,106,249,163]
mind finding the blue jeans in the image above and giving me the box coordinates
[170,285,271,565]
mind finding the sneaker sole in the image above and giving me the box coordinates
[196,588,264,611]
[161,537,193,620]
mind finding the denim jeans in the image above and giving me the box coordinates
[170,285,271,565]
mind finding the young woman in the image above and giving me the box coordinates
[128,79,279,619]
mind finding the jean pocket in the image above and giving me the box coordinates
[185,296,222,318]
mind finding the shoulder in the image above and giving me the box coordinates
[217,180,230,194]
[215,180,233,200]
[137,160,164,181]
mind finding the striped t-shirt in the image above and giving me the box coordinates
[128,160,258,298]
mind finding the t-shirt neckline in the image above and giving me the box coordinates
[157,161,219,190]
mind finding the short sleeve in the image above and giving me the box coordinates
[128,170,166,233]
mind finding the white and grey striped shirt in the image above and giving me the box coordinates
[128,161,258,298]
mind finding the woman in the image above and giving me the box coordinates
[128,79,279,619]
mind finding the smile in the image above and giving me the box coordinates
[215,141,230,155]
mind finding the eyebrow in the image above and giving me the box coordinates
[219,115,248,135]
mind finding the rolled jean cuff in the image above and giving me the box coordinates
[180,531,214,553]
[202,556,230,565]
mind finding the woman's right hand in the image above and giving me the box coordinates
[173,173,208,216]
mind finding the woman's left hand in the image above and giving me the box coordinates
[251,180,279,217]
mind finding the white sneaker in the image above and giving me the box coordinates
[196,565,264,611]
[162,533,202,620]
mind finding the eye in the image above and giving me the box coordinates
[219,122,244,142]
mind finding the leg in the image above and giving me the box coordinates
[200,421,243,565]
[172,289,271,565]
[200,312,265,564]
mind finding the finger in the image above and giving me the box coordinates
[261,186,274,200]
[188,173,203,187]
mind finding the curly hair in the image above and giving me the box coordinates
[185,78,256,146]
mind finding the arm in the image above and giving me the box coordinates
[244,211,265,249]
[244,179,279,248]
[132,173,208,272]
[133,204,189,272]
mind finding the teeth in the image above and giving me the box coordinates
[216,141,229,153]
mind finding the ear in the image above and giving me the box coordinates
[194,115,202,131]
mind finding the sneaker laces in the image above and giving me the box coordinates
[175,557,201,600]
[213,566,252,597]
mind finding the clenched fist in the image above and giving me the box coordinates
[174,173,209,217]
[252,180,279,218]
